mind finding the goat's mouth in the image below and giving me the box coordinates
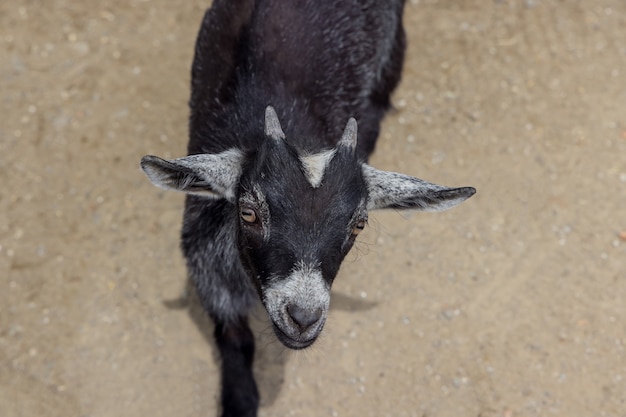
[261,264,330,349]
[271,320,323,350]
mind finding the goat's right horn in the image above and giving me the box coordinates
[338,117,357,154]
[264,105,286,142]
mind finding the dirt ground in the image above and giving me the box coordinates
[1,0,625,416]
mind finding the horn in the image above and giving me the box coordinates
[338,117,357,154]
[264,105,286,141]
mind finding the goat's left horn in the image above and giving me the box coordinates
[338,117,358,154]
[264,105,286,141]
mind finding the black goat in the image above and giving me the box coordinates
[141,0,475,416]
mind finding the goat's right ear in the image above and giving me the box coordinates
[140,149,244,202]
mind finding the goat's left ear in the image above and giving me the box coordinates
[362,164,476,211]
[140,149,244,202]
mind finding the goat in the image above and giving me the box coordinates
[140,0,475,416]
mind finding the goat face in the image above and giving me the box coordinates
[234,111,366,348]
[140,106,475,349]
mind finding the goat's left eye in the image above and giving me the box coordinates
[352,220,366,236]
[240,207,258,224]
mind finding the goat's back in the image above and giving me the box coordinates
[189,0,406,158]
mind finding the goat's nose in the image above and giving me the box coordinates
[286,304,322,333]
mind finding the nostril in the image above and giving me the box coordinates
[286,304,322,332]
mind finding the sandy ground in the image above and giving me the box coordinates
[1,0,625,416]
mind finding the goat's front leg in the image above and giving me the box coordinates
[214,317,259,417]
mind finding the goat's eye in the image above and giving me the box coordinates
[240,207,258,224]
[352,220,366,236]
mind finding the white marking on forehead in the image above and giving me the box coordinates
[299,149,337,188]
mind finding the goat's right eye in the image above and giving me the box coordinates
[240,207,258,224]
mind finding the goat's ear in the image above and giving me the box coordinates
[362,164,476,211]
[140,149,244,202]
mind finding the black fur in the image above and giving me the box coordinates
[140,1,475,411]
[140,0,474,413]
[188,0,406,158]
[184,1,406,416]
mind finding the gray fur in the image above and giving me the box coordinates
[182,198,258,324]
[362,164,476,211]
[140,150,244,202]
[262,262,329,348]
